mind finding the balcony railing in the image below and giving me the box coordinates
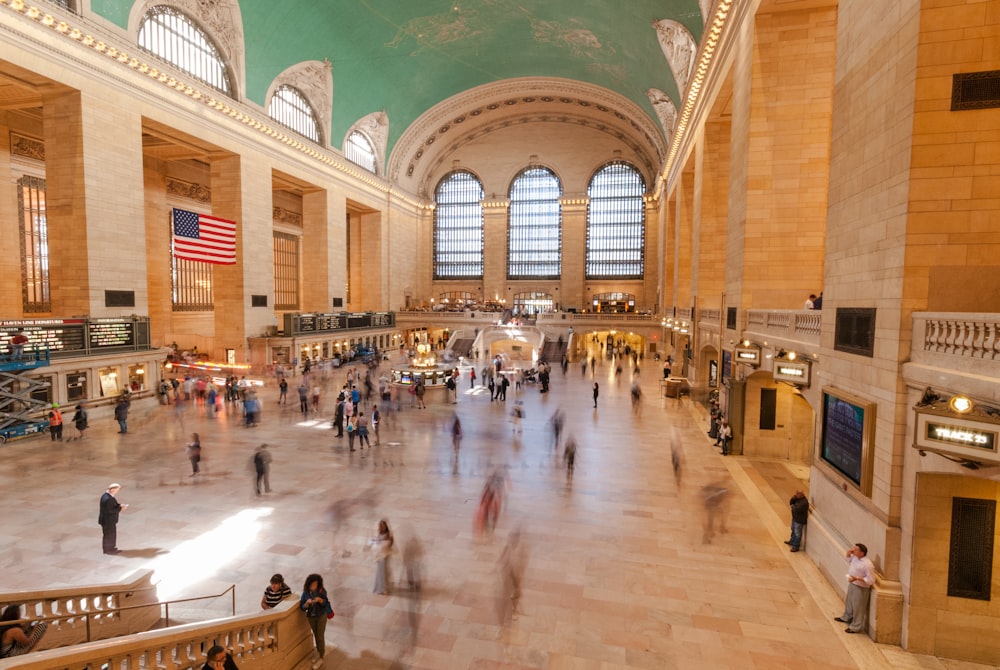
[911,312,1000,365]
[743,309,822,342]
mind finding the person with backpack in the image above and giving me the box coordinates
[71,404,89,440]
[186,433,202,476]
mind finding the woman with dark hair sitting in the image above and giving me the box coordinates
[0,604,47,658]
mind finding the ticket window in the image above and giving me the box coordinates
[67,373,87,403]
[98,367,120,397]
[31,375,54,405]
[128,364,146,392]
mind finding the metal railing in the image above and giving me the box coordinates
[4,585,236,644]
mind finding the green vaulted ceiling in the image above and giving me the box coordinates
[93,0,704,158]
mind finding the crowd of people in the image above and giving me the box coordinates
[4,335,868,667]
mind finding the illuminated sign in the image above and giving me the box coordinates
[925,422,995,450]
[734,347,759,366]
[914,409,1000,466]
[773,360,811,386]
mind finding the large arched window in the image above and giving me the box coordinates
[508,167,561,279]
[268,85,320,143]
[434,171,484,279]
[345,131,377,174]
[138,6,232,96]
[586,162,646,279]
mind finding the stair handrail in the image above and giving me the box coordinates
[1,584,236,644]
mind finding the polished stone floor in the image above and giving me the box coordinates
[0,350,994,670]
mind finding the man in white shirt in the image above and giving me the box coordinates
[834,543,876,634]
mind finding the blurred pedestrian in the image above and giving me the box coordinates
[72,404,89,440]
[497,529,527,627]
[186,433,201,476]
[564,436,577,474]
[253,444,272,495]
[371,519,394,595]
[702,483,729,543]
[592,382,599,408]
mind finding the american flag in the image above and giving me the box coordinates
[171,208,237,265]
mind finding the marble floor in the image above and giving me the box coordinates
[0,353,995,670]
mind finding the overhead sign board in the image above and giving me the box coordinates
[774,360,811,387]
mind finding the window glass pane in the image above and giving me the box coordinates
[345,131,377,174]
[508,167,561,279]
[269,85,320,143]
[138,6,231,96]
[18,176,51,313]
[586,162,646,279]
[434,171,484,279]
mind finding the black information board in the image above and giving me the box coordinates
[285,312,393,335]
[821,391,868,486]
[88,319,136,348]
[1,319,87,353]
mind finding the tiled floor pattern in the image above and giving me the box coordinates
[1,352,996,670]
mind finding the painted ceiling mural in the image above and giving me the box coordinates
[93,0,705,159]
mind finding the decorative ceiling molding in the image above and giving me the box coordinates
[646,88,678,149]
[128,0,246,98]
[272,206,302,226]
[653,19,696,100]
[415,112,659,198]
[389,77,665,194]
[268,60,333,146]
[344,111,389,176]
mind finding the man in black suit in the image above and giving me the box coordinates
[98,483,127,555]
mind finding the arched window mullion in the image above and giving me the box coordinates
[585,162,645,280]
[434,171,484,280]
[138,5,232,97]
[507,167,561,280]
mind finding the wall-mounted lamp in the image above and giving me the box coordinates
[950,395,974,414]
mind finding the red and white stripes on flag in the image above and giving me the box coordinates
[171,208,237,265]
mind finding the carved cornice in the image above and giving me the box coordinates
[653,19,696,99]
[166,177,211,203]
[272,206,302,226]
[646,88,678,149]
[390,77,665,191]
[10,131,44,161]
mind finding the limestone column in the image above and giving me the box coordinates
[44,90,147,317]
[481,199,508,303]
[559,197,587,310]
[302,188,344,312]
[210,153,272,361]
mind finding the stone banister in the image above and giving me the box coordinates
[742,309,822,347]
[0,571,160,652]
[910,312,1000,379]
[0,600,314,670]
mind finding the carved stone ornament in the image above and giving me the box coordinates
[346,111,389,173]
[10,132,44,161]
[700,0,714,25]
[653,19,697,98]
[133,0,245,91]
[272,206,302,226]
[646,88,677,147]
[276,60,333,145]
[166,177,211,204]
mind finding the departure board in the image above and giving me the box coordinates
[0,319,86,353]
[88,319,135,348]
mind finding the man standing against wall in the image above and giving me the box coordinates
[834,543,876,634]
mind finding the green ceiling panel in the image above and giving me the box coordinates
[91,0,703,157]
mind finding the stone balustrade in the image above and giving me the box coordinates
[743,309,822,343]
[0,600,313,670]
[0,570,160,652]
[909,313,1000,385]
